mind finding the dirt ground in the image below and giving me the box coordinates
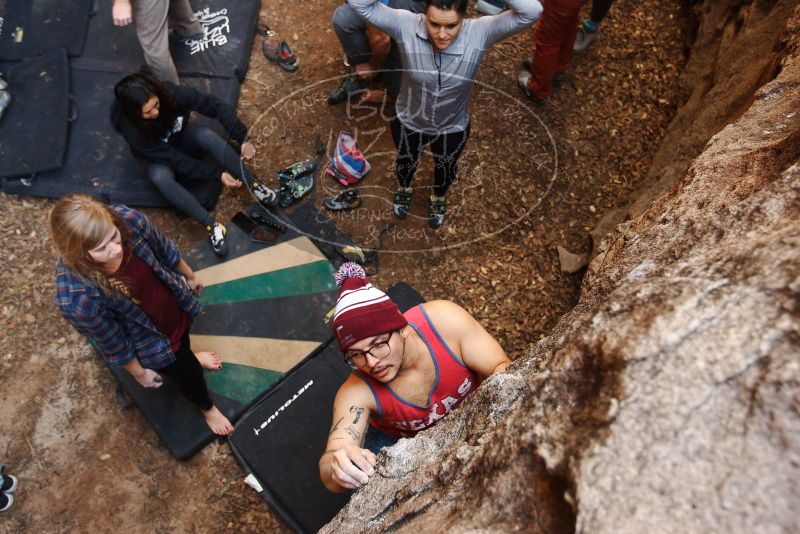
[0,1,688,532]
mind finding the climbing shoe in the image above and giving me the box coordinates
[327,72,367,105]
[207,222,229,257]
[428,197,446,229]
[262,40,298,72]
[324,189,362,211]
[393,189,412,220]
[573,21,599,53]
[251,181,279,209]
[521,58,566,84]
[278,173,315,208]
[278,158,319,182]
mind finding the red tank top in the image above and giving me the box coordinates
[116,247,192,351]
[357,304,481,439]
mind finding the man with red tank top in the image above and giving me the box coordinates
[319,263,511,493]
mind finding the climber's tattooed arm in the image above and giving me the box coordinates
[345,426,361,442]
[350,405,364,424]
[329,416,344,436]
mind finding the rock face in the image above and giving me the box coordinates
[321,4,800,533]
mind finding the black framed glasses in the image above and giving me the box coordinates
[344,331,395,370]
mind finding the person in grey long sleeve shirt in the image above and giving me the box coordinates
[347,0,541,228]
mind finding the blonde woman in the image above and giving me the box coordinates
[51,194,233,435]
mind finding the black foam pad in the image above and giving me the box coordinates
[0,0,93,60]
[1,69,238,207]
[73,0,260,81]
[0,48,70,177]
[103,206,351,461]
[228,283,425,533]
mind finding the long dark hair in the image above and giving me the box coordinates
[426,0,468,15]
[114,72,180,144]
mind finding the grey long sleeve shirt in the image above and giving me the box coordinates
[347,0,542,134]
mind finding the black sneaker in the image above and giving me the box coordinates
[324,190,362,211]
[251,181,278,209]
[207,222,229,257]
[0,492,12,513]
[393,190,412,219]
[0,474,17,494]
[428,198,446,229]
[327,72,367,105]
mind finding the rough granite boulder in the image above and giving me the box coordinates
[321,4,800,533]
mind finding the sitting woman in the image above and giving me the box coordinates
[111,72,277,256]
[52,194,233,436]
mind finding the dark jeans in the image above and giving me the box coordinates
[390,117,471,197]
[332,0,425,66]
[145,123,255,227]
[590,0,614,23]
[158,332,213,411]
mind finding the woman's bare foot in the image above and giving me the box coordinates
[195,351,222,370]
[358,89,395,104]
[202,406,234,435]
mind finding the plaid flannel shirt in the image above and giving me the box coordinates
[55,205,203,369]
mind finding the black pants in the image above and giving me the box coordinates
[145,123,256,227]
[158,332,213,411]
[390,118,470,197]
[591,0,614,23]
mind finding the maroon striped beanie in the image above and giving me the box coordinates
[333,262,408,351]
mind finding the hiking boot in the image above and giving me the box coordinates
[207,222,229,257]
[521,58,566,84]
[573,21,599,53]
[0,474,17,494]
[428,198,446,229]
[327,72,366,105]
[324,189,362,211]
[474,0,507,15]
[393,189,412,219]
[251,181,278,209]
[0,492,12,513]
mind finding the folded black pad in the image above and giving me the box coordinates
[1,68,239,206]
[0,48,70,177]
[74,0,260,81]
[107,207,345,460]
[228,283,425,533]
[0,0,93,60]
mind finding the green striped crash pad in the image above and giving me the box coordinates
[108,233,339,460]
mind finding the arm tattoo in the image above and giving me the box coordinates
[344,426,361,441]
[349,406,364,424]
[329,417,344,436]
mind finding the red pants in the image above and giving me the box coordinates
[527,0,588,100]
